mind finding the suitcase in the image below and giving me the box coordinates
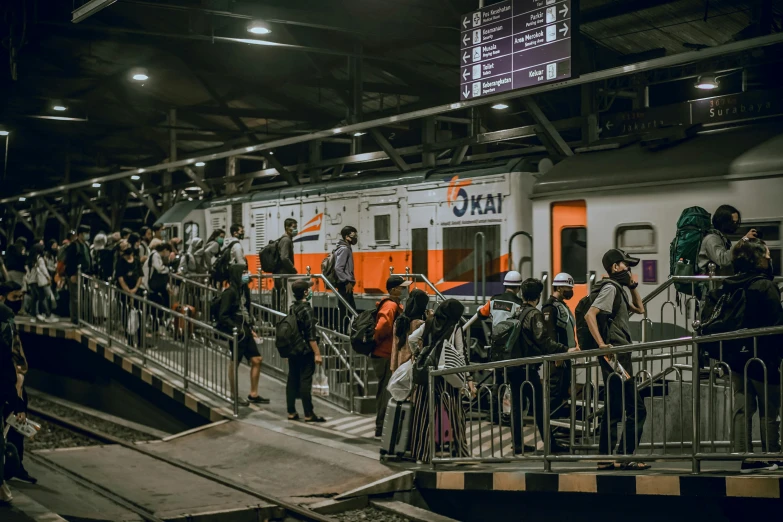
[380,399,412,458]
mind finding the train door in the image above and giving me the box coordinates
[409,203,437,292]
[551,200,588,310]
[359,195,403,294]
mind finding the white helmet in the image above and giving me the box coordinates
[503,271,523,287]
[553,272,575,288]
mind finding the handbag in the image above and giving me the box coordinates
[439,328,467,389]
[312,366,330,397]
[387,359,413,401]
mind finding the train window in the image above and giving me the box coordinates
[615,223,656,254]
[374,215,391,244]
[443,225,501,283]
[729,220,782,276]
[561,227,587,284]
[184,222,199,246]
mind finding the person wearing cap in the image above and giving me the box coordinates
[542,273,577,416]
[370,274,410,437]
[286,279,326,423]
[586,248,648,471]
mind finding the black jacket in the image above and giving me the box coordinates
[65,240,92,277]
[0,302,24,413]
[5,246,26,273]
[276,234,296,275]
[217,265,253,333]
[292,300,317,345]
[518,303,568,360]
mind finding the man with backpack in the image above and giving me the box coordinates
[283,279,325,423]
[370,275,409,437]
[582,248,648,471]
[272,219,298,311]
[542,272,577,416]
[334,226,358,332]
[65,225,92,324]
[699,205,757,277]
[225,224,247,268]
[143,242,172,311]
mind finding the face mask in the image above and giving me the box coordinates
[84,234,91,242]
[726,222,739,234]
[291,228,299,236]
[6,299,22,314]
[237,233,245,240]
[306,290,313,302]
[348,236,358,245]
[610,269,633,287]
[241,274,250,285]
[217,237,224,246]
[562,289,574,300]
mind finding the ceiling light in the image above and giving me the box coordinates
[195,161,205,167]
[53,105,67,112]
[268,151,274,155]
[188,197,194,202]
[247,20,271,35]
[353,132,366,137]
[130,68,149,82]
[186,186,200,192]
[491,103,509,110]
[695,74,719,90]
[0,131,9,136]
[131,175,141,180]
[18,197,26,202]
[92,183,101,188]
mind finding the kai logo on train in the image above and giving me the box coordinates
[446,175,503,218]
[293,213,323,243]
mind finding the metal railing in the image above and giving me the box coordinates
[77,271,241,416]
[427,324,783,473]
[391,268,448,304]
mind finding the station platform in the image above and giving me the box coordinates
[0,490,69,522]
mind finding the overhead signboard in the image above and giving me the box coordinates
[460,0,575,101]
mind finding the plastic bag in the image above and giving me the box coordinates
[312,366,330,397]
[502,387,511,415]
[387,359,413,401]
[127,309,140,335]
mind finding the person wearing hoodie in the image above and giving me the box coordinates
[202,229,225,272]
[224,224,247,268]
[178,237,204,277]
[710,238,783,472]
[334,226,357,332]
[0,281,28,502]
[218,265,268,406]
[272,219,298,311]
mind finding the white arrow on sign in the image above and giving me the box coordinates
[606,121,614,130]
[559,23,569,37]
[559,4,568,17]
[463,17,470,29]
[463,86,470,98]
[462,51,470,64]
[463,33,470,46]
[462,68,470,81]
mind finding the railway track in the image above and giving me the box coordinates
[25,404,339,522]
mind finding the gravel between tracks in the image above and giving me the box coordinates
[333,507,410,522]
[25,395,155,450]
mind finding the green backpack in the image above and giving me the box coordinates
[669,206,711,295]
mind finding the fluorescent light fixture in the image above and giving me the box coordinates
[53,105,67,111]
[19,197,26,202]
[132,73,148,81]
[131,175,141,180]
[130,67,149,82]
[268,151,274,155]
[188,197,194,202]
[247,20,272,35]
[92,182,101,188]
[491,103,509,110]
[186,186,201,192]
[695,74,719,90]
[353,132,366,137]
[195,161,206,167]
[0,131,8,136]
[72,0,117,23]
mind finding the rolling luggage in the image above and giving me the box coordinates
[380,399,412,458]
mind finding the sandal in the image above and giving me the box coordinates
[304,415,326,423]
[287,414,300,421]
[621,462,651,471]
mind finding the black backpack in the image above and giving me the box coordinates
[349,298,391,355]
[209,292,223,325]
[699,276,762,362]
[259,240,281,273]
[275,304,309,358]
[490,307,535,362]
[146,254,168,294]
[211,247,232,283]
[575,280,627,350]
[321,247,339,286]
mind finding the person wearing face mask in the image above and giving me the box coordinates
[225,224,247,269]
[542,273,576,416]
[273,219,298,311]
[586,248,648,471]
[218,265,268,406]
[334,226,358,332]
[202,229,225,287]
[699,205,757,278]
[64,225,92,325]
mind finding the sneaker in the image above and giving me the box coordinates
[0,482,12,503]
[36,314,46,322]
[247,395,270,405]
[45,315,59,323]
[741,461,778,474]
[14,467,37,484]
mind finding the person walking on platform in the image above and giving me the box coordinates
[371,275,410,437]
[273,219,298,311]
[225,224,247,269]
[391,289,430,372]
[0,282,28,502]
[219,265,269,406]
[286,279,325,423]
[542,273,577,417]
[149,223,164,250]
[64,225,92,325]
[334,226,357,332]
[585,249,648,471]
[699,205,757,277]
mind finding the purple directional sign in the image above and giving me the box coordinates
[459,0,575,101]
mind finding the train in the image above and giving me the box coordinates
[159,120,783,331]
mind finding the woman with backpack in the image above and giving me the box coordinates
[26,244,55,322]
[702,237,783,472]
[203,229,225,286]
[391,289,430,372]
[407,299,473,463]
[178,237,205,277]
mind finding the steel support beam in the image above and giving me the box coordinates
[121,180,161,219]
[40,199,70,228]
[8,207,34,233]
[4,32,783,204]
[522,98,573,157]
[309,140,323,184]
[422,117,436,168]
[183,167,212,194]
[76,191,112,226]
[369,129,410,172]
[267,153,300,186]
[164,109,176,211]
